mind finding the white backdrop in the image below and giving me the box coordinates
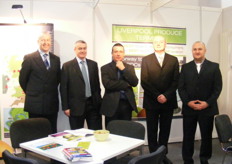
[0,0,229,143]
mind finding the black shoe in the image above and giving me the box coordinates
[163,156,173,164]
[183,160,194,164]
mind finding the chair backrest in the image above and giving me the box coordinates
[10,118,52,148]
[107,120,145,140]
[3,150,39,164]
[128,145,166,164]
[215,114,232,143]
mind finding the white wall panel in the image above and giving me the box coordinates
[94,3,151,68]
[0,0,228,142]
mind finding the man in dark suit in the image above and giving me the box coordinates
[60,40,102,130]
[100,43,138,127]
[178,41,222,164]
[141,36,179,164]
[19,32,61,133]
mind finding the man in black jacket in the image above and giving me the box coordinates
[178,41,222,164]
[19,32,61,133]
[60,40,102,130]
[100,43,138,127]
[141,35,179,164]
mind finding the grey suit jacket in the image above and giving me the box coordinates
[141,53,179,111]
[60,58,101,116]
[178,59,222,116]
[100,61,138,117]
[19,51,61,115]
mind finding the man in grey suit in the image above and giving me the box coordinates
[100,43,138,127]
[19,32,61,133]
[141,35,179,164]
[178,41,222,164]
[60,40,102,130]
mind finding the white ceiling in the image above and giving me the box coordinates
[95,0,232,9]
[36,0,232,9]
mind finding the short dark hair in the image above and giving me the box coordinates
[74,40,87,48]
[112,43,124,54]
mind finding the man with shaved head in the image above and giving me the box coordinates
[141,35,179,164]
[178,41,222,164]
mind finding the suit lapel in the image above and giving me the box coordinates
[162,53,168,68]
[71,58,84,81]
[151,53,161,67]
[190,59,208,75]
[189,61,199,76]
[49,53,55,71]
[34,51,49,72]
[199,59,208,75]
[86,59,93,84]
[109,61,118,79]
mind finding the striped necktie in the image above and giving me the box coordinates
[43,54,50,70]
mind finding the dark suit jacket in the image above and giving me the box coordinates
[19,51,61,115]
[60,58,101,116]
[141,53,179,111]
[100,61,138,117]
[178,59,222,116]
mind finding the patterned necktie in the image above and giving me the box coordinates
[80,61,91,97]
[158,55,163,67]
[43,54,50,70]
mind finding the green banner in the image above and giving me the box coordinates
[112,25,186,44]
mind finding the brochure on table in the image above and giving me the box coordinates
[50,128,94,142]
[63,147,92,162]
[32,128,94,162]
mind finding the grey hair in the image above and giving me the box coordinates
[192,41,206,48]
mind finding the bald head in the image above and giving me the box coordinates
[153,35,167,54]
[192,41,206,63]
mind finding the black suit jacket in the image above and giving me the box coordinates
[178,59,222,116]
[141,53,179,111]
[60,58,101,116]
[19,51,61,115]
[100,61,138,117]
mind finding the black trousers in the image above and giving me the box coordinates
[69,97,102,130]
[145,108,173,153]
[105,99,132,127]
[29,112,58,133]
[182,114,214,164]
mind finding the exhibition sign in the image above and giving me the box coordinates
[112,24,187,119]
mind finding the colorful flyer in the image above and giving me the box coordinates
[37,142,62,150]
[77,141,91,149]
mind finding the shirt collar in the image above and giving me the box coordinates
[154,52,165,57]
[194,59,205,65]
[76,57,86,64]
[38,49,50,57]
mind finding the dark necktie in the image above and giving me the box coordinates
[80,61,91,97]
[118,70,127,99]
[43,54,50,70]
